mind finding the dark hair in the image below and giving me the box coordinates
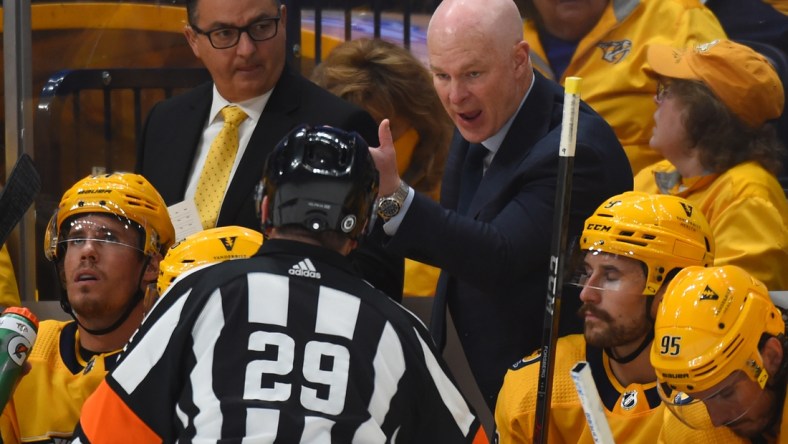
[273,225,351,252]
[758,330,788,422]
[186,0,283,26]
[311,38,452,197]
[670,78,786,175]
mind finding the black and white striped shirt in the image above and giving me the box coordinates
[74,239,482,443]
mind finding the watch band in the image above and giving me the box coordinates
[377,180,410,222]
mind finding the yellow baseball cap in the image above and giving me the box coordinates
[647,39,785,128]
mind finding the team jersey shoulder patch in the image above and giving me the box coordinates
[288,257,322,279]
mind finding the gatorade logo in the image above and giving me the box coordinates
[219,236,237,251]
[699,285,719,301]
[7,336,31,366]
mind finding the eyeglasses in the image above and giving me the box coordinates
[191,16,281,49]
[656,81,672,103]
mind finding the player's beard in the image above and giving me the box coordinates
[578,303,652,349]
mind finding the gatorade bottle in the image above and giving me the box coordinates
[0,307,39,411]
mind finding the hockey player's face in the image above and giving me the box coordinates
[62,214,147,329]
[577,252,650,349]
[689,371,775,439]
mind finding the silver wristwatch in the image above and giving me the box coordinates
[376,181,410,222]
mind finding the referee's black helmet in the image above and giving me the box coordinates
[259,124,379,239]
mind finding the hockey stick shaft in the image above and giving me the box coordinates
[0,153,41,246]
[533,77,582,443]
[571,361,616,444]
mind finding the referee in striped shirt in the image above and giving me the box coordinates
[73,125,487,443]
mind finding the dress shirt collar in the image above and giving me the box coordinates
[480,71,536,153]
[209,85,273,124]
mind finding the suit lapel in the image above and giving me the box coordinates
[218,68,302,225]
[156,84,212,203]
[466,73,557,217]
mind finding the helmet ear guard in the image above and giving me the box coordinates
[259,124,379,240]
[651,265,785,395]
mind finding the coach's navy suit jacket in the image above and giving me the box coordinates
[135,66,403,299]
[387,72,633,410]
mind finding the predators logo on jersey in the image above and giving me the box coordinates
[598,40,632,64]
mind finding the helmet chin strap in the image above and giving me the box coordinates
[60,256,150,337]
[606,294,656,364]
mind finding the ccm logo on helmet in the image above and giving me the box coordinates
[586,223,611,232]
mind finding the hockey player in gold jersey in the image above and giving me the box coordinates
[653,265,788,443]
[0,173,175,443]
[494,191,736,442]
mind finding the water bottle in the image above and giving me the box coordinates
[0,307,39,411]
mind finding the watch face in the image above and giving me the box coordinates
[378,199,402,218]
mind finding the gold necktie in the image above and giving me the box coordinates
[194,105,248,229]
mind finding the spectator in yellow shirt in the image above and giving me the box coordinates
[635,39,788,290]
[520,0,726,174]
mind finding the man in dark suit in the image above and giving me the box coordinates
[369,0,633,411]
[136,0,402,298]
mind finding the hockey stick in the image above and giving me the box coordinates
[571,361,616,444]
[0,153,41,246]
[533,77,582,443]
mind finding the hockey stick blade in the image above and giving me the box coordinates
[0,153,41,246]
[571,361,616,444]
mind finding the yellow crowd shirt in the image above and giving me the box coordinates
[635,160,788,291]
[525,0,726,175]
[764,0,788,15]
[0,320,122,443]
